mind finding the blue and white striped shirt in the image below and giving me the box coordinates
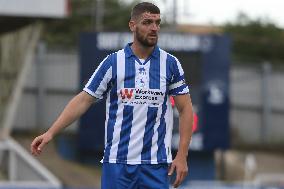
[84,43,189,164]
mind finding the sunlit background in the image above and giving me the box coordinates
[157,0,284,27]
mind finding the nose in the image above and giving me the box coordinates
[150,23,159,31]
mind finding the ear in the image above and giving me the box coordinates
[129,20,136,32]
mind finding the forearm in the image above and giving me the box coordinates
[177,96,193,157]
[47,91,94,137]
[177,107,193,158]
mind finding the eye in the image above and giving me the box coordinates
[142,20,152,25]
[156,20,161,26]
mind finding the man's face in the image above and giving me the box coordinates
[130,12,161,47]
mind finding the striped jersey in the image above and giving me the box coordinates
[84,43,189,164]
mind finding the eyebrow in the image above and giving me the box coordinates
[142,18,161,22]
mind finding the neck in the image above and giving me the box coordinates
[131,41,155,59]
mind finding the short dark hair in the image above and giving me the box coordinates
[131,2,160,20]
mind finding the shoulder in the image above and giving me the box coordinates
[107,48,126,61]
[102,50,121,65]
[159,48,179,63]
[107,51,119,60]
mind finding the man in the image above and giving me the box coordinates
[31,2,193,189]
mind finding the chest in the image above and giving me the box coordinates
[115,59,169,107]
[117,59,169,90]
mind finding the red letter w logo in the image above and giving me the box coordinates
[120,89,134,99]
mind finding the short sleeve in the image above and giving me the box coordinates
[83,55,113,99]
[168,56,189,96]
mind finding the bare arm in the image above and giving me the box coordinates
[168,94,193,188]
[174,94,193,159]
[31,91,96,156]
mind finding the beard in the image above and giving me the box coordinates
[135,28,158,47]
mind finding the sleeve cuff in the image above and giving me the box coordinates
[169,85,189,96]
[83,88,103,99]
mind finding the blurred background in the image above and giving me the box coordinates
[1,0,284,189]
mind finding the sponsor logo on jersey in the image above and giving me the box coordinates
[119,88,165,107]
[120,89,134,100]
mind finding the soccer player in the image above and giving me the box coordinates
[31,2,193,188]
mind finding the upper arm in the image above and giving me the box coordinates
[66,91,96,115]
[80,91,97,105]
[168,56,189,96]
[173,94,192,114]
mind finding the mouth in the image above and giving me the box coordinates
[148,34,157,39]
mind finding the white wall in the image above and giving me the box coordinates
[230,65,284,145]
[14,51,79,132]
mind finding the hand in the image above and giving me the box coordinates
[168,154,188,188]
[30,132,53,156]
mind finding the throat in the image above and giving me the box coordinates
[139,58,146,64]
[131,42,154,59]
